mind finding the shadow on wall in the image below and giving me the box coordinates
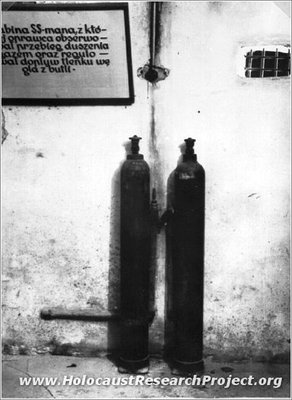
[107,139,159,363]
[107,141,131,363]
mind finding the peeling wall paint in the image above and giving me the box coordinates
[2,2,290,362]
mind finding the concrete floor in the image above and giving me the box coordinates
[2,355,290,398]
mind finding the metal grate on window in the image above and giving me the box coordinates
[245,48,290,78]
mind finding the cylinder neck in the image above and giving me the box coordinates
[183,154,197,162]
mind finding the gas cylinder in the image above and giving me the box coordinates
[171,138,205,374]
[119,135,151,373]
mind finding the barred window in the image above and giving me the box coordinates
[245,48,290,78]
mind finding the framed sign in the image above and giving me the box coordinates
[2,2,134,105]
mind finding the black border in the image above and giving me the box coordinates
[2,2,135,106]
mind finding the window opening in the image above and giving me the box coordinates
[245,48,290,78]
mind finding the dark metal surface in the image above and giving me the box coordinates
[119,136,151,372]
[171,138,205,374]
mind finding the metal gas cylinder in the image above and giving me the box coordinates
[171,138,205,374]
[119,135,151,373]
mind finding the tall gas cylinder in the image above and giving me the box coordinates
[119,135,151,373]
[171,138,205,374]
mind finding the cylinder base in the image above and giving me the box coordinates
[118,356,149,374]
[171,358,204,376]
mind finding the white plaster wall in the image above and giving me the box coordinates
[2,1,290,360]
[155,1,290,360]
[2,2,153,355]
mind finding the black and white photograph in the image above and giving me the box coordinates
[1,0,291,398]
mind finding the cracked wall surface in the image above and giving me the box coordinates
[2,2,290,361]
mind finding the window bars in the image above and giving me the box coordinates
[245,48,291,78]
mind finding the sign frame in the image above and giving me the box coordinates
[2,2,135,106]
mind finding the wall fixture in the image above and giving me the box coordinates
[137,63,169,84]
[137,2,170,85]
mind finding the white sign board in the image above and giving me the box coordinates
[2,2,134,105]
